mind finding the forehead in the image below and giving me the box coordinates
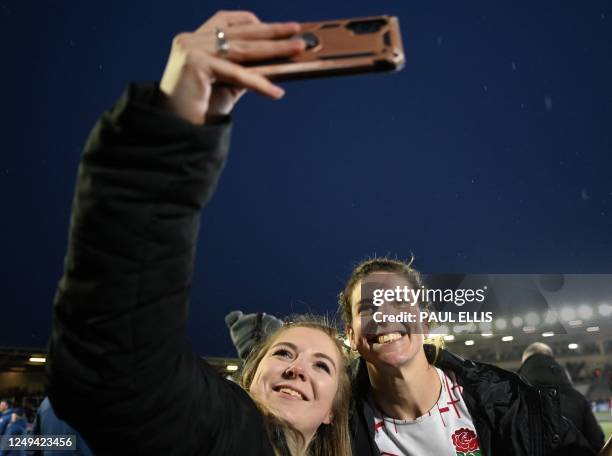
[350,271,413,304]
[271,327,340,359]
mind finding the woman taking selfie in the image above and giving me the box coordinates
[47,11,351,455]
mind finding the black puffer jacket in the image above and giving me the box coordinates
[350,346,596,456]
[518,354,605,452]
[47,84,275,455]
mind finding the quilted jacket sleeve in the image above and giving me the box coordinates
[47,83,273,455]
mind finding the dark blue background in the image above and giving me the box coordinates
[1,1,611,356]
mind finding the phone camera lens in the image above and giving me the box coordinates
[299,32,319,50]
[346,19,387,34]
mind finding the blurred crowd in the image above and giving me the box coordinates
[0,395,91,455]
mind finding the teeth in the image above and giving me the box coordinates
[376,333,402,344]
[279,387,303,399]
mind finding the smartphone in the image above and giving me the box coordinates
[246,15,405,81]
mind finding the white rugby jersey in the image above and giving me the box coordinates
[370,368,482,456]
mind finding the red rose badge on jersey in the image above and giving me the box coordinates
[452,428,481,456]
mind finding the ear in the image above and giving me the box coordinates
[347,327,357,351]
[322,410,333,425]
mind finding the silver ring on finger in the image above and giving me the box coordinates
[215,28,230,56]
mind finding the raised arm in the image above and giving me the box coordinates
[47,11,304,454]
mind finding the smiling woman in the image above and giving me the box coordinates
[339,257,597,456]
[241,317,352,455]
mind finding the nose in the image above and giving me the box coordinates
[282,360,307,381]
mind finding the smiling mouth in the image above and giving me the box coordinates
[368,332,406,345]
[273,386,307,400]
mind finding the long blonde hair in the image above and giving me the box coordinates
[240,315,352,456]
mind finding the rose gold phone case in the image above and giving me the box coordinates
[247,15,405,81]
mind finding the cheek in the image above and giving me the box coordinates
[351,321,365,342]
[249,372,265,400]
[250,362,273,398]
[355,336,371,357]
[408,333,425,348]
[355,328,371,352]
[317,376,339,406]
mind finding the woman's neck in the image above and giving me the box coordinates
[284,428,311,456]
[367,352,441,421]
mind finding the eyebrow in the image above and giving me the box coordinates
[271,341,337,372]
[355,298,374,310]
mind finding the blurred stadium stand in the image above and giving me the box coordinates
[0,347,241,397]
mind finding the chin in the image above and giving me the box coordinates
[275,407,295,424]
[373,352,413,368]
[268,398,303,424]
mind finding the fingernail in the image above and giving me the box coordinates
[273,87,285,99]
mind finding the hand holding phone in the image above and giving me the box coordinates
[246,15,405,81]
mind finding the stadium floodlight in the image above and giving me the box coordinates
[443,335,455,342]
[560,306,576,321]
[501,336,514,342]
[568,343,578,350]
[495,318,508,330]
[525,312,540,326]
[511,316,523,328]
[586,326,599,332]
[598,303,612,317]
[544,311,558,325]
[577,304,593,320]
[465,340,475,346]
[226,364,239,372]
[542,332,555,337]
[568,320,583,327]
[29,357,46,363]
[481,333,493,337]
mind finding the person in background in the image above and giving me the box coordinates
[31,397,93,456]
[0,408,27,456]
[0,400,14,435]
[519,342,605,452]
[226,311,284,360]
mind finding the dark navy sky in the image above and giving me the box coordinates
[1,1,611,357]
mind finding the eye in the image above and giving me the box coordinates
[314,361,331,374]
[272,348,293,359]
[358,304,374,315]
